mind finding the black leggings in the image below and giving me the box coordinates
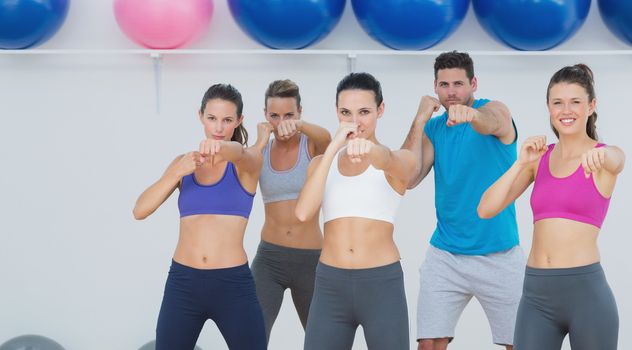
[514,262,619,350]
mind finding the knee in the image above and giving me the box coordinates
[418,338,450,350]
[418,339,433,350]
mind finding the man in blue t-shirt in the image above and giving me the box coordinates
[401,51,525,350]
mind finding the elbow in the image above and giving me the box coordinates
[407,171,422,190]
[132,207,148,220]
[615,148,626,174]
[294,203,313,223]
[477,202,496,219]
[295,208,309,223]
[406,176,420,190]
[477,208,491,219]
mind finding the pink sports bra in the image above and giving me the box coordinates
[530,143,610,228]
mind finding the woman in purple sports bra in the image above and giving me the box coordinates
[132,84,267,350]
[478,64,625,350]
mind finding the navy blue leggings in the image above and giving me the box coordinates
[156,260,267,350]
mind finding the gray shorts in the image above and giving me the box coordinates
[417,245,525,345]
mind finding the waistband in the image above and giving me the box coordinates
[316,260,402,279]
[169,259,250,276]
[257,240,322,255]
[525,262,602,276]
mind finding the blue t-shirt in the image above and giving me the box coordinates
[424,98,519,255]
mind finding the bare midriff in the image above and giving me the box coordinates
[173,214,249,269]
[528,218,600,269]
[319,217,400,269]
[261,199,323,249]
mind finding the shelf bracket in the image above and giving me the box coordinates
[150,52,163,114]
[347,53,357,73]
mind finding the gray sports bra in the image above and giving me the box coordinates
[259,134,312,204]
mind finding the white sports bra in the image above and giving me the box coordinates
[322,149,403,224]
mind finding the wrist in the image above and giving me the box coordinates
[513,160,528,169]
[324,143,342,159]
[414,114,429,125]
[165,168,184,182]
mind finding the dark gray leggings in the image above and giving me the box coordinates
[304,261,409,350]
[514,262,619,350]
[251,240,321,342]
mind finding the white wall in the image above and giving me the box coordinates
[0,1,630,349]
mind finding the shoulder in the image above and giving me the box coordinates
[476,99,508,112]
[473,98,492,108]
[393,148,415,163]
[302,133,311,148]
[425,113,447,130]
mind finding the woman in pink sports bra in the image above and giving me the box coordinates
[478,64,625,350]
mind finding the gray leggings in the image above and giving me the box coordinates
[514,262,619,350]
[304,261,409,350]
[251,240,321,342]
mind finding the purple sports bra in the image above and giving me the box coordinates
[178,162,254,219]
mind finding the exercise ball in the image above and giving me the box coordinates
[228,0,346,49]
[0,334,65,350]
[598,0,632,45]
[473,0,591,50]
[351,0,469,50]
[138,340,203,350]
[113,0,214,49]
[0,0,70,49]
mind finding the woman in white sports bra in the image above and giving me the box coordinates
[296,72,417,350]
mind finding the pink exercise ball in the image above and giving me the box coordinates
[113,0,214,49]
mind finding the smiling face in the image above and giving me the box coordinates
[547,82,596,138]
[199,98,243,141]
[265,96,301,138]
[434,68,477,109]
[336,89,383,140]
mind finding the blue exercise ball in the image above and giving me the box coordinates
[598,0,632,45]
[228,0,346,49]
[138,340,202,350]
[0,334,65,350]
[352,0,470,50]
[473,0,591,50]
[0,0,70,49]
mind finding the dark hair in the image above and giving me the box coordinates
[265,79,301,109]
[434,51,474,82]
[199,83,248,146]
[335,72,383,106]
[547,64,598,141]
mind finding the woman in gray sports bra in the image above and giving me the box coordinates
[251,79,331,345]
